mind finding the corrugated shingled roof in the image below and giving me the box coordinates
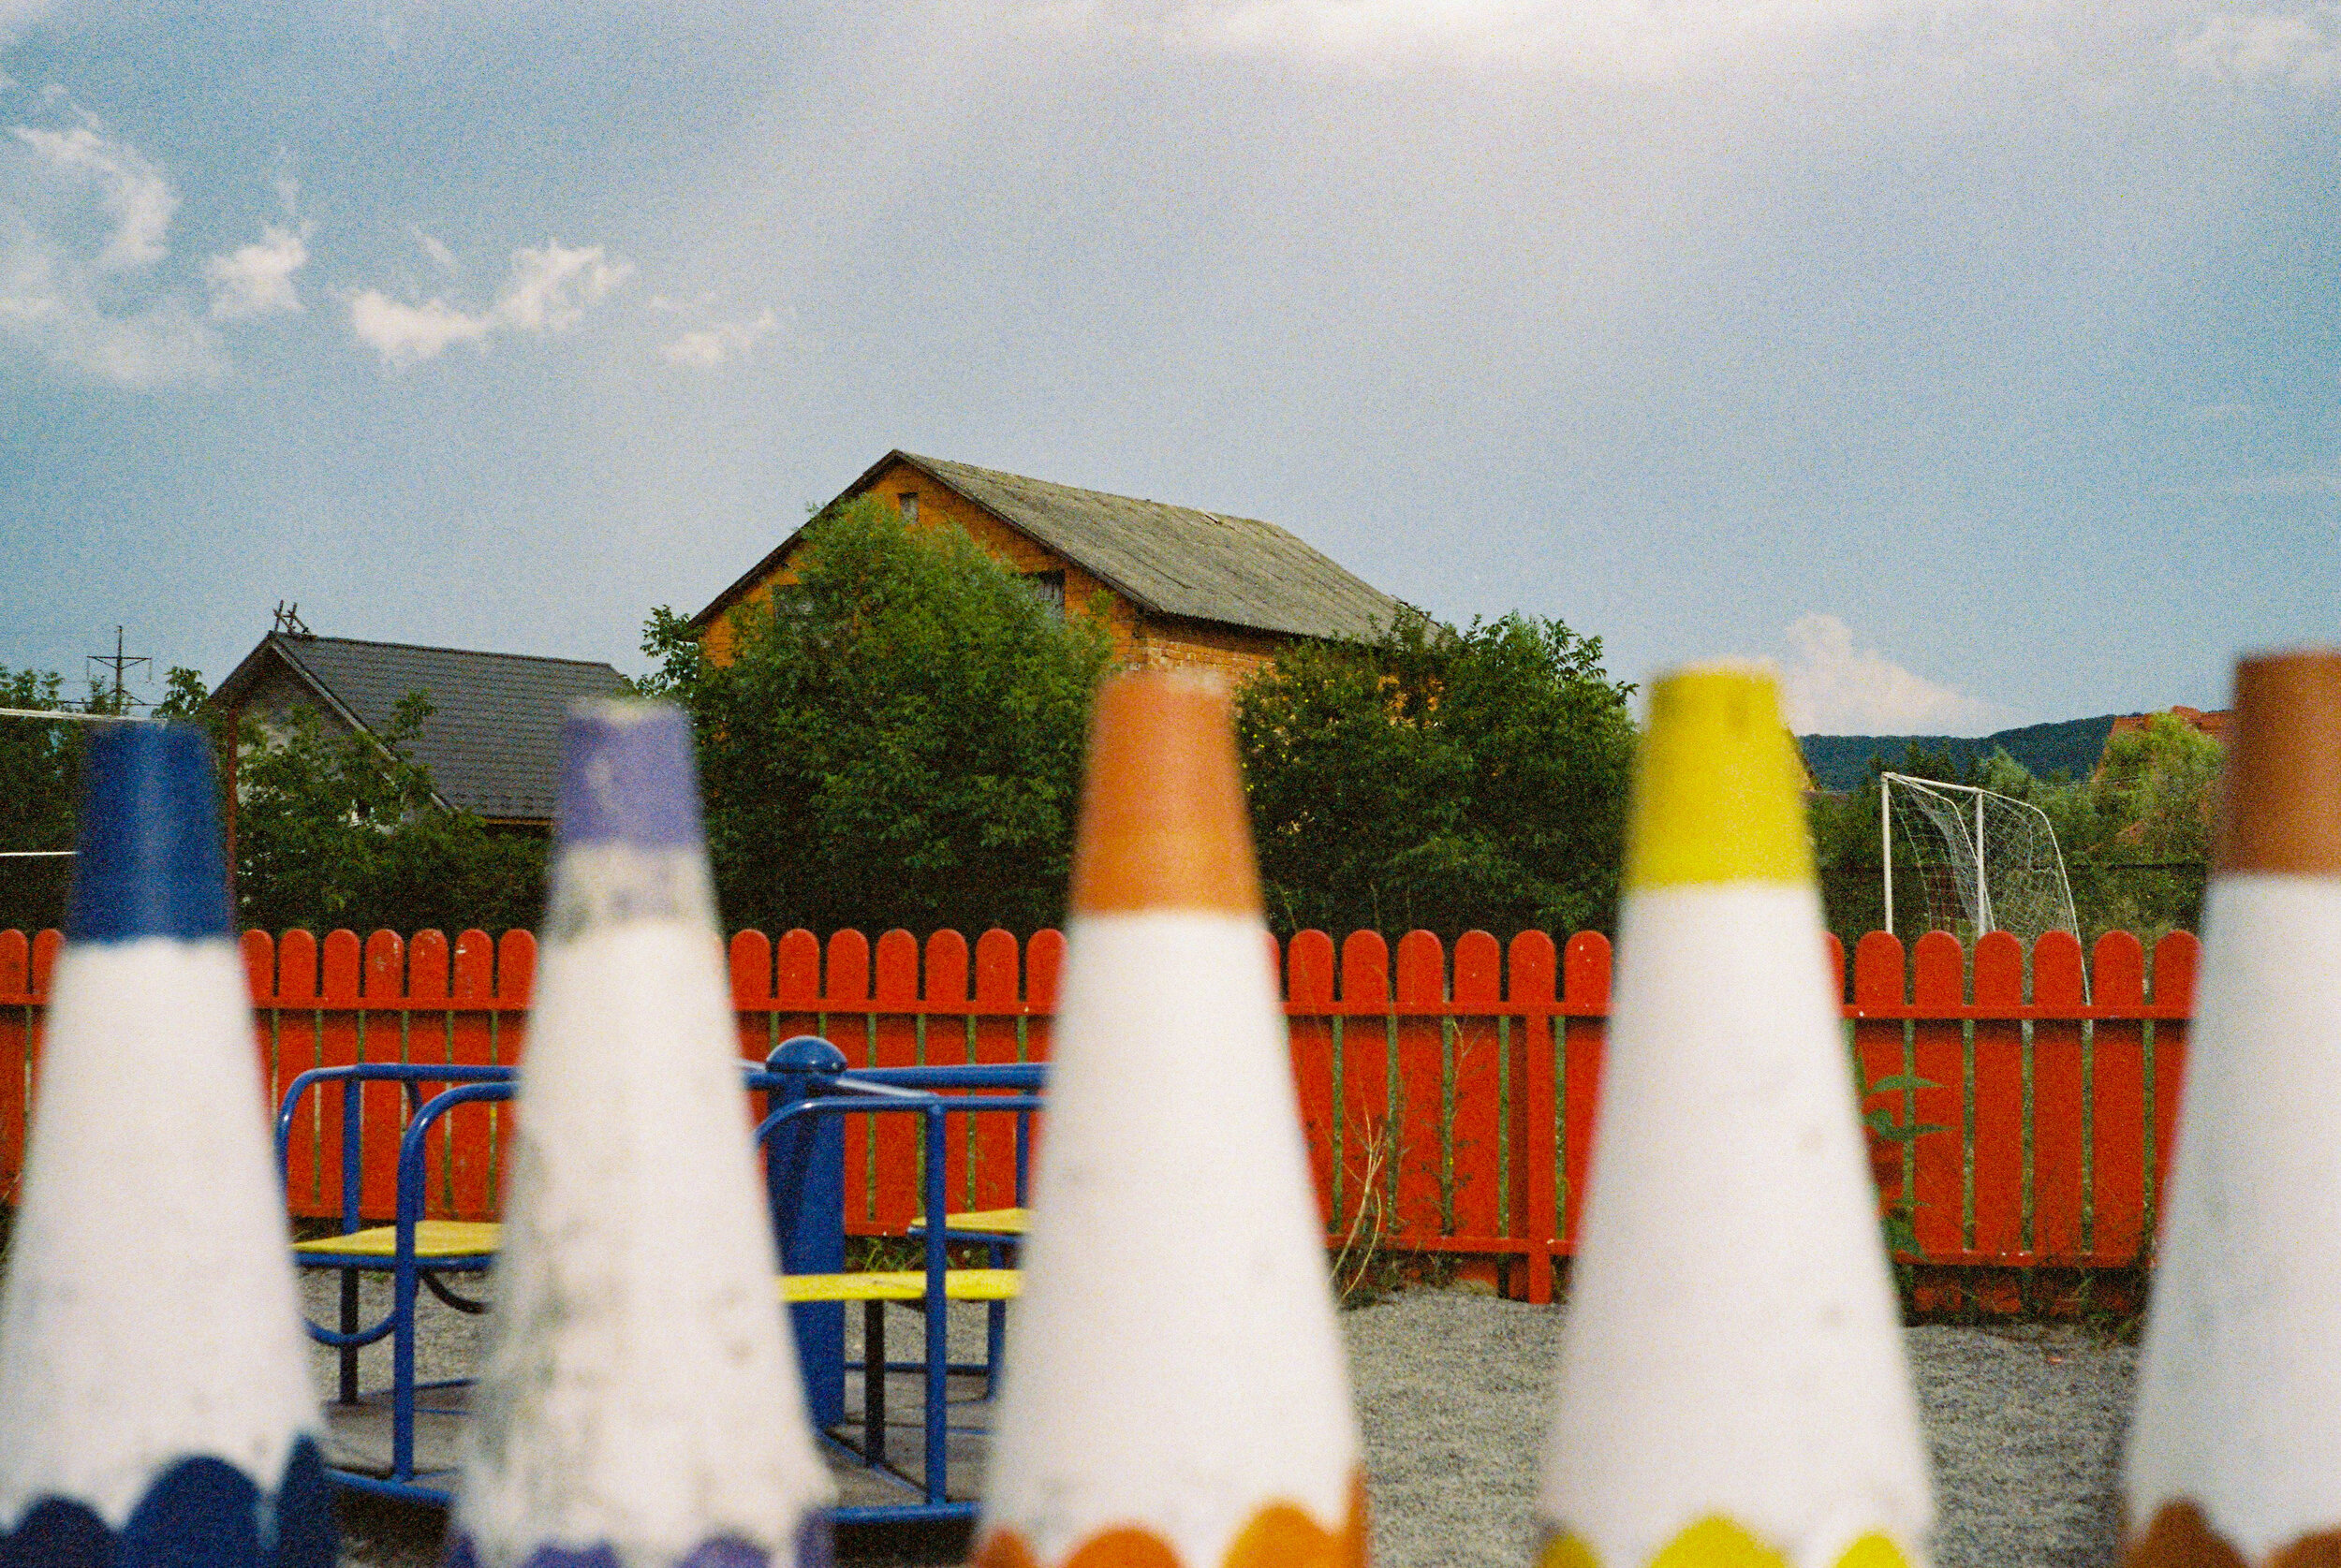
[214,635,634,821]
[905,454,1404,639]
[691,450,1406,642]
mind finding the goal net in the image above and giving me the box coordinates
[1880,771,2083,956]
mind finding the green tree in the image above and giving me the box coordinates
[1234,611,1636,939]
[0,664,545,938]
[0,668,83,931]
[2070,713,2217,941]
[228,692,546,936]
[646,494,1115,935]
[2095,713,2220,859]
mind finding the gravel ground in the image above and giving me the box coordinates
[304,1275,2136,1568]
[1346,1292,2134,1568]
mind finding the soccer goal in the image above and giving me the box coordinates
[1879,771,2083,956]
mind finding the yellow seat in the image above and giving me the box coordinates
[905,1207,1031,1235]
[779,1268,1022,1303]
[292,1229,1023,1305]
[292,1220,502,1261]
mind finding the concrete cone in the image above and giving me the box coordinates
[446,701,832,1568]
[974,671,1364,1568]
[0,723,331,1568]
[1537,667,1931,1568]
[2123,649,2341,1568]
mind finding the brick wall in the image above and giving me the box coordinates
[1126,615,1283,684]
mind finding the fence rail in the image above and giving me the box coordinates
[0,924,2198,1309]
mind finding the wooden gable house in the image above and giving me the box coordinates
[687,451,1406,682]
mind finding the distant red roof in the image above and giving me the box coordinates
[2106,705,2231,745]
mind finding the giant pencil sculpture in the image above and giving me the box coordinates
[1538,667,1931,1568]
[0,723,332,1568]
[447,702,832,1568]
[977,671,1366,1568]
[2124,650,2341,1568]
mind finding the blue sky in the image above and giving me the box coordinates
[0,2,2334,734]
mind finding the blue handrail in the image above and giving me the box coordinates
[277,1046,1049,1520]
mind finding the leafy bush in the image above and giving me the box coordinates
[229,694,546,937]
[1234,611,1635,939]
[644,495,1114,935]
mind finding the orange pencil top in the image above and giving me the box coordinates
[1068,671,1263,917]
[2217,649,2341,878]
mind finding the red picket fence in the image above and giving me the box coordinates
[0,924,2199,1311]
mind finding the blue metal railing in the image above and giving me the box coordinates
[277,1044,1048,1522]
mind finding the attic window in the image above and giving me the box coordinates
[1026,570,1066,619]
[898,492,919,524]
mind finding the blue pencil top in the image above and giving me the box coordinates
[67,722,232,945]
[554,700,704,852]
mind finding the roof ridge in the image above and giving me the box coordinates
[904,452,1272,526]
[280,633,625,671]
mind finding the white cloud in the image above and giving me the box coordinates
[1,118,224,386]
[2173,6,2341,87]
[661,307,780,367]
[413,227,460,275]
[494,242,631,330]
[10,124,178,270]
[0,217,226,385]
[347,293,493,365]
[348,239,634,368]
[1775,613,2010,735]
[1075,0,1987,79]
[203,220,310,319]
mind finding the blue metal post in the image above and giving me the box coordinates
[766,1036,847,1429]
[985,1239,1008,1398]
[390,1226,417,1480]
[922,1103,949,1502]
[339,1076,363,1404]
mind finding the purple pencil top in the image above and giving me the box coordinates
[553,701,703,852]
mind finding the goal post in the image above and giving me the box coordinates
[0,706,155,864]
[1878,770,2083,957]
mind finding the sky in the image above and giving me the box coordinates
[0,1,2334,735]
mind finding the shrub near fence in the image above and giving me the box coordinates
[0,924,2198,1311]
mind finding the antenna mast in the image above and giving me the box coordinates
[83,625,152,712]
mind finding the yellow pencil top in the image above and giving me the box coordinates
[1625,666,1814,891]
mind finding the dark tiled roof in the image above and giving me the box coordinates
[692,450,1406,642]
[215,635,634,821]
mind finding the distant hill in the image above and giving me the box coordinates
[1798,715,2121,792]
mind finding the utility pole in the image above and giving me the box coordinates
[83,625,152,713]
